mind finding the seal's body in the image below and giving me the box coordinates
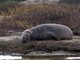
[21,24,73,43]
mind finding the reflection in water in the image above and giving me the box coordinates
[66,57,80,60]
[0,55,22,60]
[22,56,80,60]
[23,56,65,60]
[0,55,80,60]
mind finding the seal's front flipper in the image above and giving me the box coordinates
[44,32,60,40]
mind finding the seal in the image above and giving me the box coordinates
[21,24,73,43]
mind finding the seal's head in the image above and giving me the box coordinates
[21,29,32,43]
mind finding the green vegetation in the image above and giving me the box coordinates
[0,0,25,3]
[59,0,80,4]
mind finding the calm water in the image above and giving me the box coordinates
[0,55,80,60]
[23,56,80,60]
[23,56,66,60]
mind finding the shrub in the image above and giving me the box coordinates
[0,4,80,35]
[0,0,25,3]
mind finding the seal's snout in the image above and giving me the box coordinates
[20,30,31,43]
[21,36,27,43]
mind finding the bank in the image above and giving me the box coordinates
[0,33,80,56]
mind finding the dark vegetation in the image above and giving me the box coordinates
[59,0,80,4]
[0,3,80,35]
[0,0,25,3]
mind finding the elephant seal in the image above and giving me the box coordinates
[21,24,73,43]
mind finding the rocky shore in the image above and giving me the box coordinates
[0,32,80,56]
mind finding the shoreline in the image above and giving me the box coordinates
[0,34,80,56]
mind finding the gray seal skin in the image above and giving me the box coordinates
[21,24,73,43]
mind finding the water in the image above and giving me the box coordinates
[23,56,80,60]
[0,55,22,60]
[23,56,65,60]
[0,55,80,60]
